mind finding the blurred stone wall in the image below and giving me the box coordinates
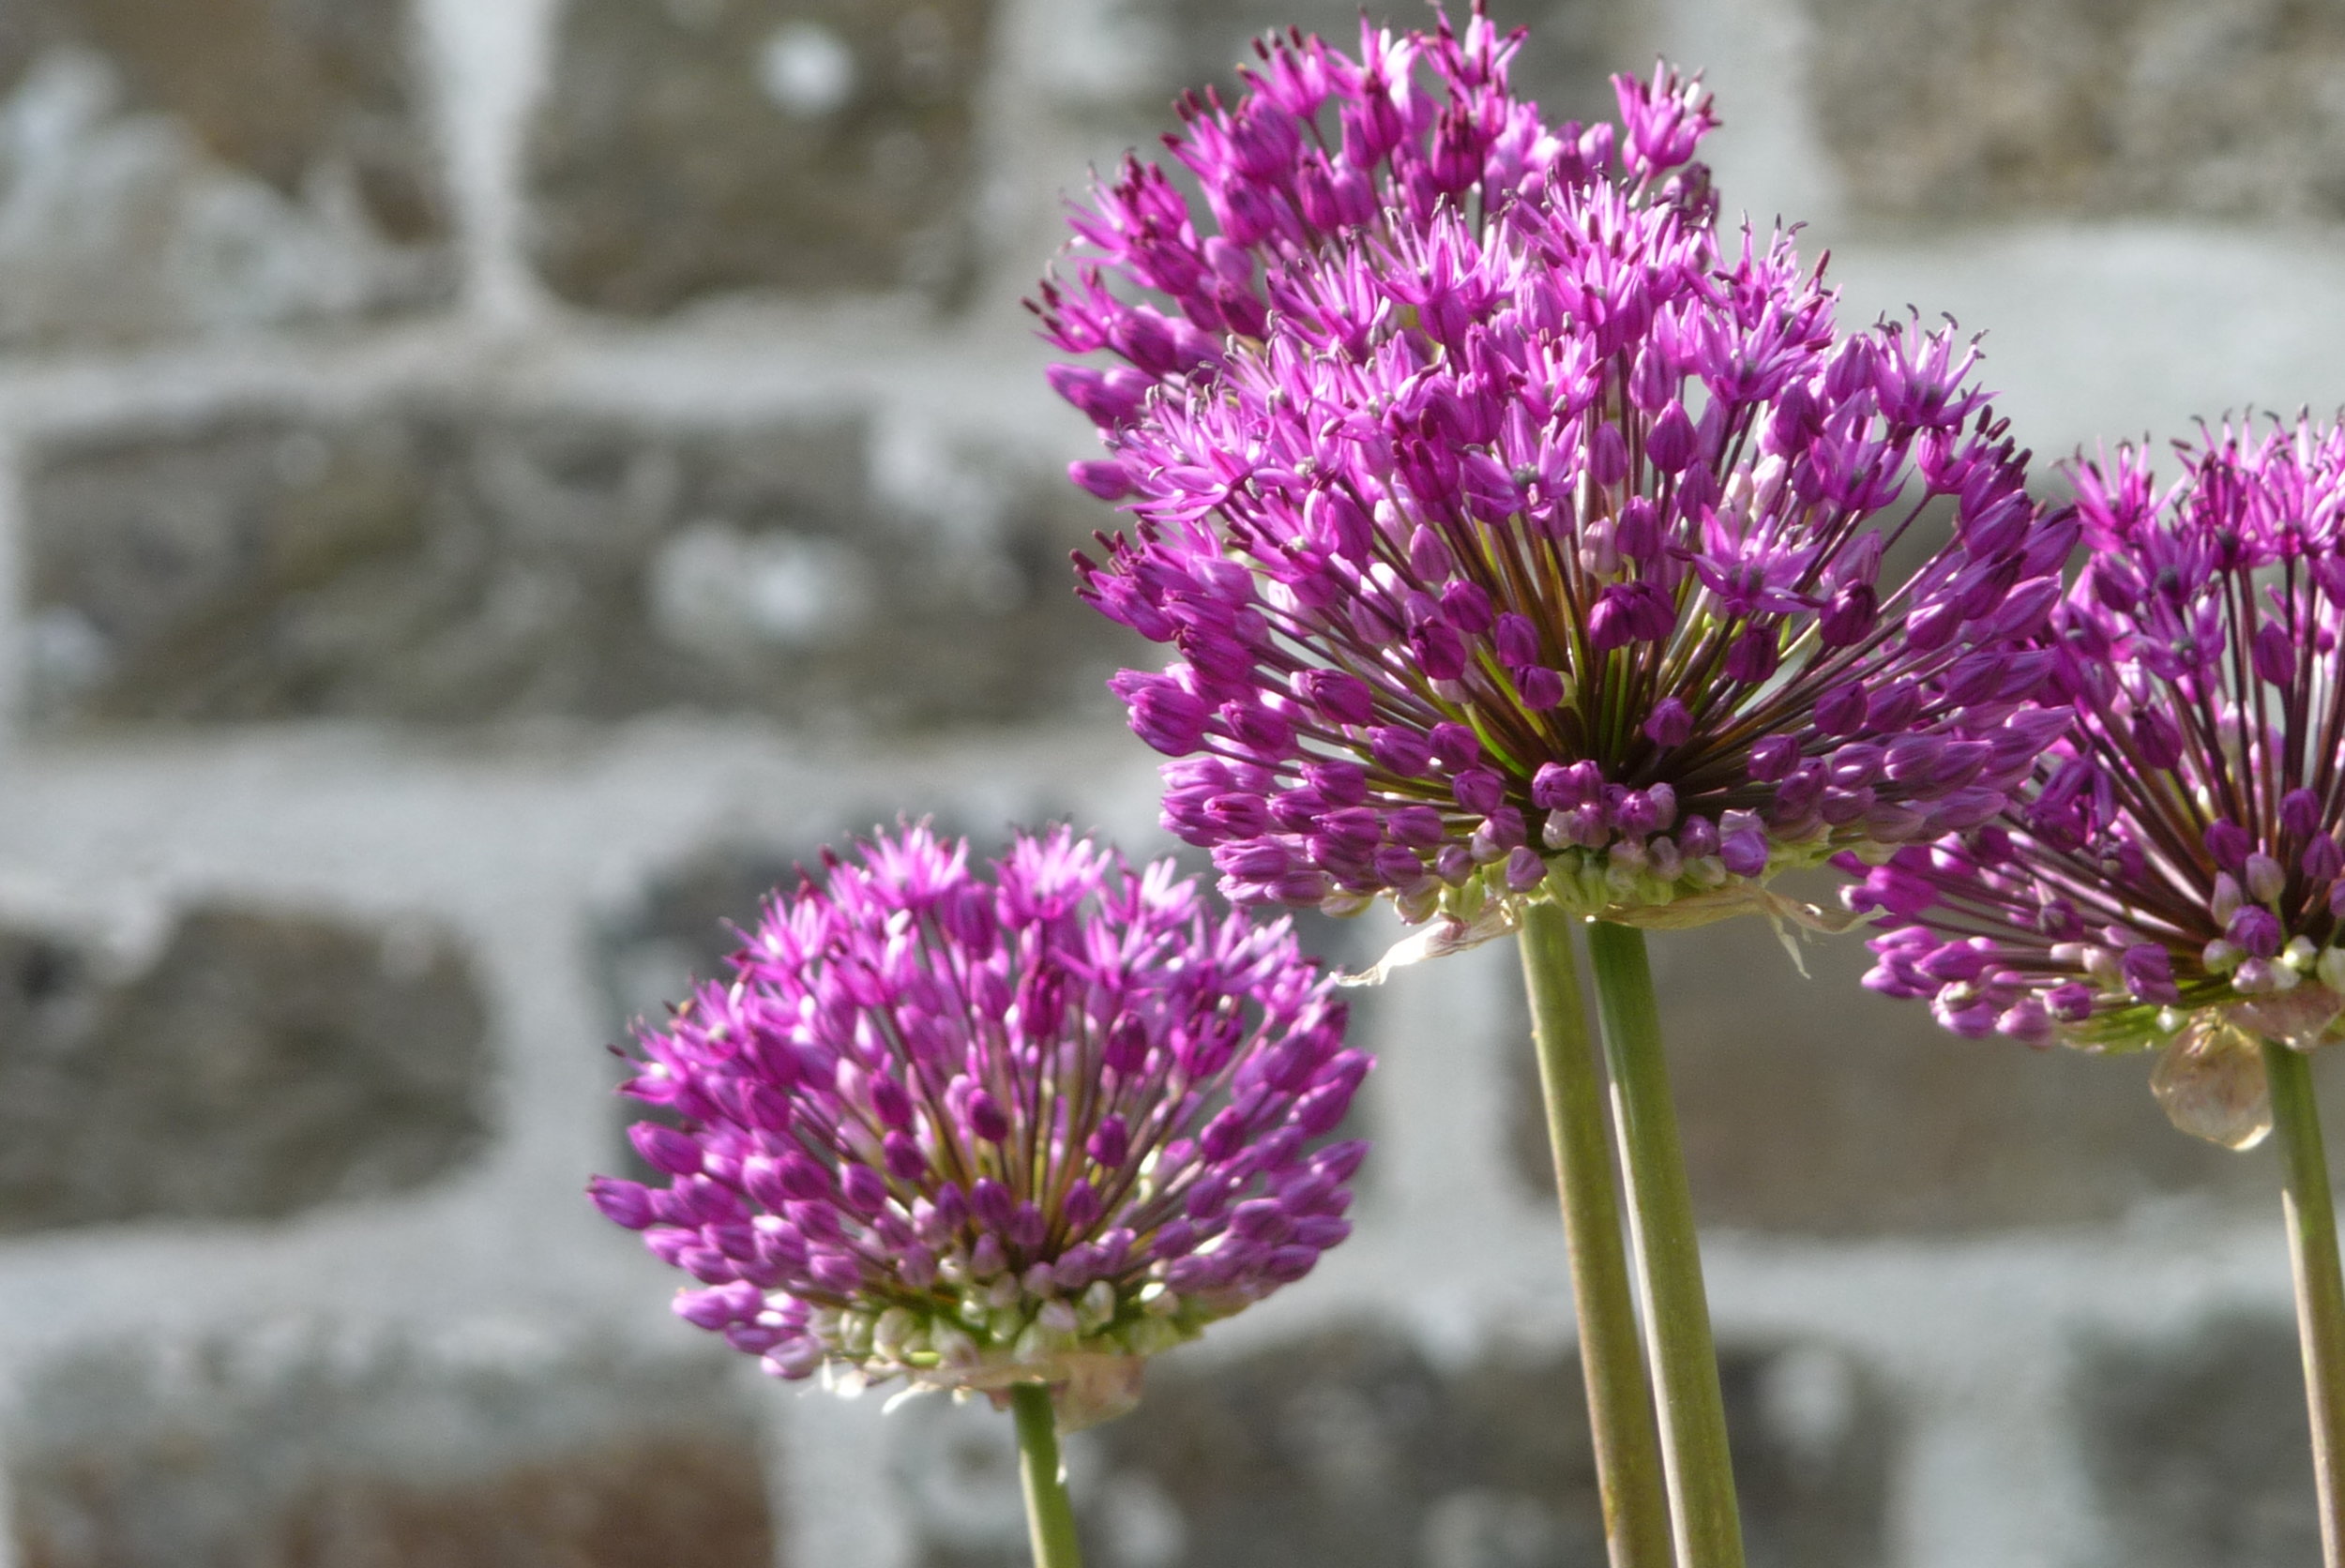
[0,2,2341,1565]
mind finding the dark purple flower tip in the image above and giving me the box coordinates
[1644,698,1693,748]
[2283,788,2324,842]
[630,1123,704,1179]
[2120,944,2182,1005]
[1070,459,1136,501]
[589,1176,658,1230]
[2204,819,2255,872]
[1748,736,1800,782]
[2229,906,2283,958]
[1720,827,1769,878]
[2307,836,2345,885]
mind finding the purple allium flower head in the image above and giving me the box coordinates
[1842,419,2345,1146]
[589,823,1367,1426]
[1037,10,2067,945]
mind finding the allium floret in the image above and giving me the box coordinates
[1039,11,2070,951]
[1845,418,2345,1145]
[590,824,1368,1425]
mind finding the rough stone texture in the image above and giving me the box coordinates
[892,1321,1887,1568]
[22,408,1136,728]
[9,1332,775,1568]
[1503,905,2345,1235]
[0,0,453,346]
[0,904,490,1233]
[527,0,994,314]
[2075,1314,2316,1568]
[1063,0,1645,130]
[1804,0,2345,223]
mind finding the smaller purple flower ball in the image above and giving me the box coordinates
[590,823,1368,1426]
[1843,418,2345,1146]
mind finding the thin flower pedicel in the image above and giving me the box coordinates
[1843,418,2345,1566]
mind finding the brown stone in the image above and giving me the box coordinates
[23,407,1140,728]
[526,0,994,314]
[1804,0,2345,223]
[1505,901,2345,1235]
[10,1335,775,1568]
[2076,1314,2316,1568]
[0,0,452,345]
[895,1320,1887,1568]
[0,904,490,1233]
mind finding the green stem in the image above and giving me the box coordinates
[1011,1381,1084,1568]
[1520,902,1674,1568]
[2265,1039,2345,1568]
[1585,920,1745,1568]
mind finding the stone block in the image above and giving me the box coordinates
[1051,0,1646,131]
[2075,1314,2316,1568]
[1502,904,2345,1235]
[23,407,1138,727]
[9,1331,775,1568]
[0,0,452,346]
[0,904,490,1233]
[526,0,994,314]
[889,1320,1887,1568]
[1804,0,2345,222]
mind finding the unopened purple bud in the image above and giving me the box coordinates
[1436,843,1475,883]
[1644,698,1693,748]
[1496,612,1541,668]
[840,1164,888,1215]
[1749,735,1799,781]
[2130,709,2184,769]
[1409,524,1453,580]
[966,1089,1011,1143]
[970,1176,1013,1231]
[1389,806,1446,847]
[1087,1115,1131,1171]
[1429,721,1482,770]
[1514,666,1566,708]
[2046,982,2095,1021]
[1505,845,1547,892]
[589,1177,658,1229]
[2230,906,2283,958]
[2284,789,2324,841]
[1815,683,1868,735]
[2252,621,2297,686]
[1678,815,1719,858]
[1070,459,1136,500]
[1370,726,1434,776]
[2120,943,2181,1004]
[1818,583,1877,648]
[1720,827,1769,878]
[630,1123,704,1178]
[1647,402,1697,474]
[1590,422,1629,487]
[2205,819,2254,871]
[2306,836,2345,885]
[1454,767,1506,815]
[883,1131,926,1183]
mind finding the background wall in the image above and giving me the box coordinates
[1,2,2343,1565]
